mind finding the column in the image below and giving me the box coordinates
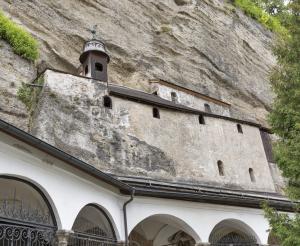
[56,230,72,246]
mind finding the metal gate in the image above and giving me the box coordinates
[0,177,57,246]
[68,231,118,246]
[0,219,56,246]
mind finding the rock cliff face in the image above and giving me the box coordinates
[0,0,276,130]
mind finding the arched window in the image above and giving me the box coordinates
[171,92,178,103]
[70,204,117,245]
[204,103,212,113]
[153,107,160,119]
[199,114,205,125]
[217,160,224,176]
[237,124,243,133]
[95,62,103,72]
[85,65,88,75]
[103,96,112,109]
[0,176,57,245]
[249,168,255,182]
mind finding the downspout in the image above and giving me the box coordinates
[123,189,135,246]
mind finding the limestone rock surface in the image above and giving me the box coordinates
[0,0,276,127]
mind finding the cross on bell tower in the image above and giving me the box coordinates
[79,25,110,82]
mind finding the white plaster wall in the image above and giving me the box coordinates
[0,132,273,244]
[0,133,125,241]
[150,82,231,117]
[126,197,271,244]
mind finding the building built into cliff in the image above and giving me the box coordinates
[0,38,292,246]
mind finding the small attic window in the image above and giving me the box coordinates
[85,65,88,75]
[153,91,158,96]
[153,107,160,119]
[103,96,112,109]
[204,103,212,113]
[199,114,205,125]
[171,92,178,103]
[217,160,224,176]
[95,63,103,72]
[249,168,255,182]
[237,124,243,134]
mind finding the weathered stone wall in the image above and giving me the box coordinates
[0,40,36,131]
[0,0,276,129]
[31,70,276,192]
[150,82,231,116]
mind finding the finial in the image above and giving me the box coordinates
[91,24,97,39]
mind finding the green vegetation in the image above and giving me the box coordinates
[17,76,44,113]
[263,0,300,244]
[232,0,288,36]
[0,11,39,61]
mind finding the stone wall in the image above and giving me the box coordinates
[31,70,276,192]
[0,40,36,131]
[0,0,276,129]
[150,82,231,117]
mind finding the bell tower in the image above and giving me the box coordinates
[79,26,110,82]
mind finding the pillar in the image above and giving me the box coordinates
[56,230,72,246]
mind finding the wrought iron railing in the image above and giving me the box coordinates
[68,231,118,246]
[0,222,56,246]
[210,232,258,246]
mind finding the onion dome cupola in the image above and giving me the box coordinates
[79,28,110,82]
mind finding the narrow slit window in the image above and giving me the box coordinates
[85,65,88,75]
[95,63,103,72]
[153,108,160,119]
[217,160,224,176]
[171,92,178,103]
[237,124,243,134]
[199,114,205,125]
[204,103,212,113]
[249,168,255,182]
[103,96,112,109]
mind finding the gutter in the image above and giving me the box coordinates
[122,186,296,212]
[0,118,293,212]
[123,190,135,246]
[0,119,132,192]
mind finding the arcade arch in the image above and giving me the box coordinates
[68,204,118,245]
[0,176,57,245]
[129,214,200,246]
[209,219,260,246]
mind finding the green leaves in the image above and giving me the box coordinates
[0,11,39,61]
[264,0,300,244]
[233,0,288,36]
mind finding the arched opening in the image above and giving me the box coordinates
[0,176,57,245]
[103,95,112,109]
[171,92,178,103]
[199,114,205,125]
[249,168,256,182]
[129,214,200,246]
[237,124,243,134]
[69,204,117,245]
[95,62,103,72]
[153,108,160,119]
[209,219,259,246]
[217,161,224,176]
[204,103,212,113]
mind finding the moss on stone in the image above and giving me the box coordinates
[17,76,44,112]
[232,0,287,36]
[0,11,39,61]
